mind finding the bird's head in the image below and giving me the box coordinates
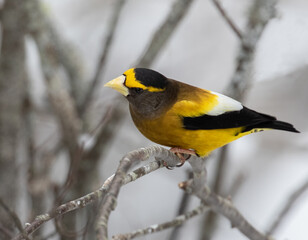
[104,68,168,97]
[105,68,176,116]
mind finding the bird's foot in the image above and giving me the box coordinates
[170,147,197,167]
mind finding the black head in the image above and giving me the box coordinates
[133,68,168,90]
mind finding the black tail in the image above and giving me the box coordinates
[241,107,300,133]
[248,120,300,133]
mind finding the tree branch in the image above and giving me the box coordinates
[14,145,277,240]
[169,170,193,240]
[113,204,208,240]
[12,156,169,240]
[211,0,243,40]
[0,0,26,237]
[25,0,82,158]
[80,0,125,115]
[25,0,85,111]
[267,178,308,235]
[136,0,195,68]
[0,223,14,239]
[184,157,272,240]
[95,146,181,240]
[202,1,277,237]
[225,0,277,101]
[0,198,30,240]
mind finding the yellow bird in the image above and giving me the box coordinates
[105,68,299,158]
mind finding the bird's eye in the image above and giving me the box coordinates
[133,88,144,94]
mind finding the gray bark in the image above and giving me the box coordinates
[0,0,26,237]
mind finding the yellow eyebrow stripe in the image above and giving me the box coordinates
[124,68,165,92]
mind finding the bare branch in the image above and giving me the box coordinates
[201,146,228,239]
[46,76,81,157]
[25,0,82,156]
[95,146,181,239]
[12,156,168,240]
[85,104,124,162]
[0,0,26,237]
[113,204,208,240]
[169,170,193,240]
[227,171,246,197]
[267,178,308,235]
[0,223,14,239]
[14,145,276,240]
[25,0,85,110]
[136,0,195,68]
[202,1,277,237]
[95,146,272,240]
[0,198,30,240]
[211,0,243,40]
[225,0,277,101]
[185,157,272,240]
[81,0,125,115]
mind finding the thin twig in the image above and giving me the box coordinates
[225,0,277,101]
[81,0,125,114]
[201,146,228,239]
[169,170,193,240]
[227,171,246,197]
[211,0,243,40]
[95,147,182,240]
[0,1,26,237]
[136,0,195,68]
[40,230,58,240]
[267,178,308,235]
[0,223,14,239]
[0,198,30,240]
[23,83,47,239]
[26,0,82,158]
[45,77,81,158]
[113,204,208,240]
[12,156,169,240]
[186,158,272,240]
[26,0,85,112]
[202,0,277,238]
[85,104,124,162]
[14,145,276,240]
[26,0,85,111]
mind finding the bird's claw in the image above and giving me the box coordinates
[163,148,196,169]
[162,160,175,170]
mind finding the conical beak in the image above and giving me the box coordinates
[104,75,129,96]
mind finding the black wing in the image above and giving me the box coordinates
[182,106,299,133]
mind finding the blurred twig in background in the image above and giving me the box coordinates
[0,198,29,240]
[202,0,277,239]
[168,170,193,240]
[81,0,125,116]
[114,204,208,240]
[13,157,166,240]
[0,0,26,238]
[267,177,308,235]
[137,0,194,68]
[211,0,243,40]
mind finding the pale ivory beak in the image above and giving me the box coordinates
[104,75,129,96]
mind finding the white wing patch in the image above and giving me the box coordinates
[207,91,243,116]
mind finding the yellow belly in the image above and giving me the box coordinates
[131,110,249,157]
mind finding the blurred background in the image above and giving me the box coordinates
[0,0,307,239]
